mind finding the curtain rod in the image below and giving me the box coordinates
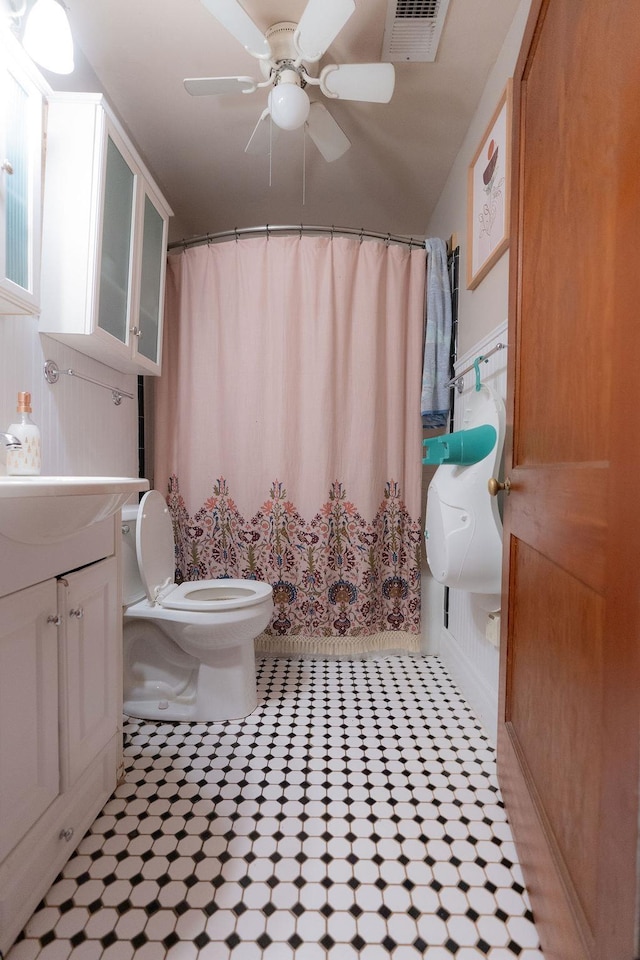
[168,224,426,251]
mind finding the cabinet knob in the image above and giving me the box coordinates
[1,159,14,175]
[59,827,74,842]
[47,614,62,626]
[69,607,84,619]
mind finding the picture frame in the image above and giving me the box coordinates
[466,80,513,290]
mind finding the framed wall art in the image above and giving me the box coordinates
[467,80,513,290]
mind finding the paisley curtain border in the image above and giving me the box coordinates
[167,475,421,645]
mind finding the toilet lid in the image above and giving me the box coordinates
[136,490,176,603]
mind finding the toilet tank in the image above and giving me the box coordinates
[121,503,145,606]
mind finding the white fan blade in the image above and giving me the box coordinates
[306,102,350,162]
[320,63,395,103]
[200,0,271,59]
[293,0,355,63]
[245,108,280,154]
[184,76,257,96]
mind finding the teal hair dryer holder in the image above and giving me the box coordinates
[422,424,497,466]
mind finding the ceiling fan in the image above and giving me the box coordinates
[184,0,396,162]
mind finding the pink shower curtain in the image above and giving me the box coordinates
[155,235,426,656]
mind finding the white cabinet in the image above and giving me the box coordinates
[0,581,59,863]
[0,32,45,315]
[39,93,173,375]
[59,558,119,790]
[0,533,120,954]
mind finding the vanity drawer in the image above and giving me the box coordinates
[0,735,118,954]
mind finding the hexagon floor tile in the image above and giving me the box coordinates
[7,656,546,959]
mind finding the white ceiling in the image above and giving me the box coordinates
[54,0,521,243]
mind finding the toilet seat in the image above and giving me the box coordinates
[136,491,271,612]
[160,579,273,612]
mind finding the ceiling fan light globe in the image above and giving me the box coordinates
[22,0,74,74]
[268,84,310,131]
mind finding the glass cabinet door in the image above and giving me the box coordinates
[97,136,135,344]
[4,68,29,291]
[136,192,165,364]
[0,39,43,315]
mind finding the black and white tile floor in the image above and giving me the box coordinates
[7,656,545,960]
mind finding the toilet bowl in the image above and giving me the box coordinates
[122,490,273,722]
[425,383,505,606]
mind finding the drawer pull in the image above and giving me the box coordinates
[69,608,84,619]
[59,827,74,842]
[47,615,62,626]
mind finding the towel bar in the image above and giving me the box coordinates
[44,360,134,406]
[448,341,506,392]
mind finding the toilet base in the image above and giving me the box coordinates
[124,658,258,722]
[123,619,259,722]
[196,657,258,721]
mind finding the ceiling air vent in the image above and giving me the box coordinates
[382,0,451,62]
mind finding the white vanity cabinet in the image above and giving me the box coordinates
[0,524,120,954]
[0,32,45,315]
[0,581,60,863]
[59,557,119,790]
[39,93,173,375]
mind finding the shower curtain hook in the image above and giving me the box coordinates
[266,224,270,241]
[331,225,335,241]
[234,227,239,243]
[385,233,391,248]
[299,223,303,239]
[359,227,364,244]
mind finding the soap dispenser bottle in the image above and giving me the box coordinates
[7,392,41,476]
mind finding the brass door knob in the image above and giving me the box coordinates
[488,477,511,496]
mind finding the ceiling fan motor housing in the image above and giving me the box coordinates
[257,22,314,94]
[264,22,299,61]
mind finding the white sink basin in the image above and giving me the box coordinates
[0,476,149,544]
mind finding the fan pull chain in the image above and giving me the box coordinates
[302,124,307,206]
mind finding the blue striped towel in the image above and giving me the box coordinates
[421,238,452,429]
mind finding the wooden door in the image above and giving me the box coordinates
[498,2,640,959]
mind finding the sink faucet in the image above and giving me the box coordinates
[1,433,22,449]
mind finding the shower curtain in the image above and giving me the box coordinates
[155,235,426,656]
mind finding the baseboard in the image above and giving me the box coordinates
[439,626,498,743]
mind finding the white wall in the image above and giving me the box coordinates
[0,317,138,479]
[424,0,532,740]
[427,0,532,355]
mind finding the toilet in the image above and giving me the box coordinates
[121,490,273,722]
